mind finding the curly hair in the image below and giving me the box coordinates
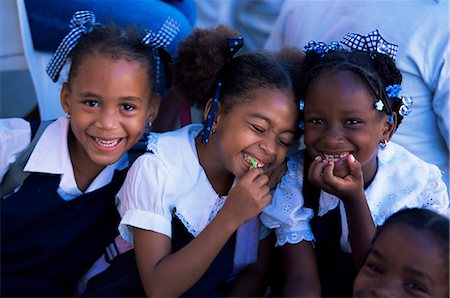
[68,25,157,93]
[300,50,405,129]
[170,25,297,114]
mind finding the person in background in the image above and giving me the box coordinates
[0,10,170,296]
[353,208,449,298]
[265,0,449,188]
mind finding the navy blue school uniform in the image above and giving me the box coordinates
[79,124,260,297]
[0,117,130,296]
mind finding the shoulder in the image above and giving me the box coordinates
[0,118,32,181]
[367,142,449,225]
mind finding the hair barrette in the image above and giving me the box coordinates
[374,99,384,112]
[303,41,343,57]
[399,96,413,117]
[385,84,402,98]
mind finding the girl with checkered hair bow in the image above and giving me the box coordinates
[260,30,449,297]
[0,11,180,296]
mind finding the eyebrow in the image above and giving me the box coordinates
[80,92,144,102]
[249,112,295,134]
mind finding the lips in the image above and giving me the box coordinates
[242,152,265,168]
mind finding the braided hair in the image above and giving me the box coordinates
[68,25,158,93]
[299,49,405,130]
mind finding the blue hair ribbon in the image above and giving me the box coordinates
[201,37,244,144]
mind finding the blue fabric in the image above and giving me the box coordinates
[24,0,195,55]
[81,216,236,297]
[1,171,125,296]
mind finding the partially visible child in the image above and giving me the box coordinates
[80,25,302,297]
[354,207,449,298]
[0,10,178,296]
[260,30,449,297]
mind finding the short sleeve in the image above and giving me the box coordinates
[117,152,177,243]
[419,166,449,218]
[260,152,314,246]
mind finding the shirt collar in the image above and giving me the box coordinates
[24,116,128,200]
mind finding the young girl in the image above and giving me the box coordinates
[260,30,449,297]
[354,207,449,298]
[0,10,177,296]
[80,25,301,297]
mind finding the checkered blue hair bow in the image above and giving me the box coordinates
[142,17,181,87]
[340,30,398,61]
[46,10,99,82]
[303,41,343,57]
[201,37,244,144]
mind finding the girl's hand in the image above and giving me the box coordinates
[308,154,364,202]
[266,161,287,190]
[221,167,272,228]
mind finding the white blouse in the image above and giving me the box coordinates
[116,124,259,271]
[0,117,128,200]
[260,142,449,251]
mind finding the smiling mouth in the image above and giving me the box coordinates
[242,153,265,168]
[322,152,351,162]
[94,137,121,148]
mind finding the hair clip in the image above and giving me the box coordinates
[374,99,384,111]
[385,84,402,98]
[201,37,244,144]
[340,30,398,61]
[303,41,343,57]
[399,96,413,117]
[299,99,305,111]
[387,114,394,125]
[142,17,181,87]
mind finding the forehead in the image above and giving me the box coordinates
[227,88,297,129]
[306,70,374,110]
[374,224,447,278]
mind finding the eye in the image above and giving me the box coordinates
[122,103,136,112]
[345,119,361,125]
[405,281,427,293]
[277,138,291,147]
[365,261,383,274]
[83,100,98,107]
[251,124,265,133]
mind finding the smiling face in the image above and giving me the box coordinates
[61,53,159,172]
[206,88,298,178]
[303,70,392,182]
[353,223,449,297]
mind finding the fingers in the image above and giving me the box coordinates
[346,154,362,179]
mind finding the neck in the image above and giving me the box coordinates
[195,136,234,196]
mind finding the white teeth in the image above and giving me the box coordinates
[323,152,350,161]
[95,138,119,147]
[243,153,265,168]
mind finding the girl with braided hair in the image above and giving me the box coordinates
[0,11,169,296]
[260,30,449,297]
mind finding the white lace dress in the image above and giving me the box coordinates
[260,142,449,251]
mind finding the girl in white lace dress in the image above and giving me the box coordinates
[260,30,449,297]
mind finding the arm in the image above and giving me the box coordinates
[308,154,376,267]
[281,241,321,297]
[134,167,272,297]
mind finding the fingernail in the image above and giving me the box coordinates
[349,154,355,163]
[315,156,321,161]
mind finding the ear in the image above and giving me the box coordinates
[202,98,222,128]
[60,83,71,113]
[147,94,161,123]
[381,114,397,142]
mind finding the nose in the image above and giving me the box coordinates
[322,123,344,145]
[96,109,119,130]
[259,136,277,156]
